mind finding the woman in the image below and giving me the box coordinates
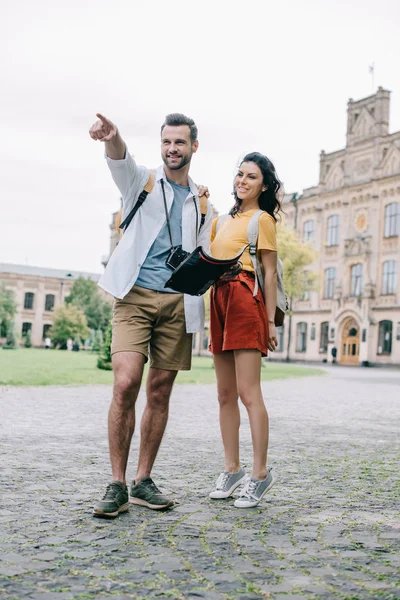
[208,152,282,508]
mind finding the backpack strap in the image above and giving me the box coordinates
[199,195,208,230]
[247,210,264,297]
[119,170,155,233]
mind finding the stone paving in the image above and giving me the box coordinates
[0,365,399,600]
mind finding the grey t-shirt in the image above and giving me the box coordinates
[135,180,191,293]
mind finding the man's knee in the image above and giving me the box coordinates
[147,370,176,410]
[112,352,145,406]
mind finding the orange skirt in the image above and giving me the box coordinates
[209,271,269,356]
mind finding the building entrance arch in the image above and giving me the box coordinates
[340,318,360,366]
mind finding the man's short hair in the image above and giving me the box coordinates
[161,113,198,143]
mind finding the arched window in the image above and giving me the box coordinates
[377,320,392,355]
[24,292,34,310]
[276,325,284,352]
[382,261,397,295]
[42,324,52,340]
[296,322,307,352]
[350,264,363,296]
[22,322,32,337]
[384,203,399,238]
[324,268,336,299]
[45,294,55,311]
[326,215,340,246]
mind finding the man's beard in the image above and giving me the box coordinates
[162,153,191,171]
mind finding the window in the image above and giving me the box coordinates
[326,215,340,246]
[22,322,32,336]
[42,324,52,340]
[384,203,399,238]
[382,261,397,295]
[24,292,34,310]
[350,264,363,297]
[323,267,336,299]
[320,322,329,353]
[377,320,392,355]
[45,294,55,311]
[276,325,284,352]
[296,322,307,352]
[310,323,316,340]
[303,220,315,243]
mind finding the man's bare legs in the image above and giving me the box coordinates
[136,368,177,482]
[108,351,145,485]
[109,351,177,486]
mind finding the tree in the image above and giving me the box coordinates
[0,283,17,338]
[49,305,90,349]
[91,328,104,352]
[276,226,318,361]
[97,321,112,370]
[65,277,111,333]
[3,320,18,350]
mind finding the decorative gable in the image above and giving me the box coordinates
[351,107,375,139]
[324,161,344,189]
[381,145,400,177]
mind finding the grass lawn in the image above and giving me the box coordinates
[0,348,324,386]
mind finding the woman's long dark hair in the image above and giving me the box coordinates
[230,152,283,221]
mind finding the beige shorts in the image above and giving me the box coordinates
[112,285,192,371]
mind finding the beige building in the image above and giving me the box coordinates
[0,264,102,347]
[276,87,399,366]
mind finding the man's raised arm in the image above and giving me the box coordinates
[89,113,126,160]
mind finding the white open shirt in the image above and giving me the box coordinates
[98,151,212,333]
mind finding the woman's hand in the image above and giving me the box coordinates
[196,184,210,198]
[268,322,278,352]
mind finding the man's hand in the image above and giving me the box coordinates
[89,113,118,142]
[196,184,210,199]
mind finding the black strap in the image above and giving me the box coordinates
[119,189,149,231]
[160,179,174,248]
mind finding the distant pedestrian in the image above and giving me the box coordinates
[44,337,51,349]
[66,338,73,351]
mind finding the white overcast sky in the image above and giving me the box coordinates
[1,0,400,273]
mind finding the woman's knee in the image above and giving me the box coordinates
[238,386,263,410]
[217,386,238,407]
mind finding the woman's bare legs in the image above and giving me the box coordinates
[234,349,269,479]
[213,352,240,472]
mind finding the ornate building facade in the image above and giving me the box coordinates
[0,264,102,347]
[277,87,400,366]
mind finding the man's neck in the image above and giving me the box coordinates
[164,165,190,187]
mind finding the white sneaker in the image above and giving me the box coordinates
[234,467,276,508]
[209,467,247,499]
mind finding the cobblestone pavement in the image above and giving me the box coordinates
[0,366,399,600]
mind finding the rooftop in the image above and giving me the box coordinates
[0,263,101,282]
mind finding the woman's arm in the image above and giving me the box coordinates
[260,249,278,352]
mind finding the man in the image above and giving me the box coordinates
[89,112,212,518]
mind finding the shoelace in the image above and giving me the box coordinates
[102,482,122,500]
[240,478,259,500]
[147,480,161,494]
[216,472,231,490]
